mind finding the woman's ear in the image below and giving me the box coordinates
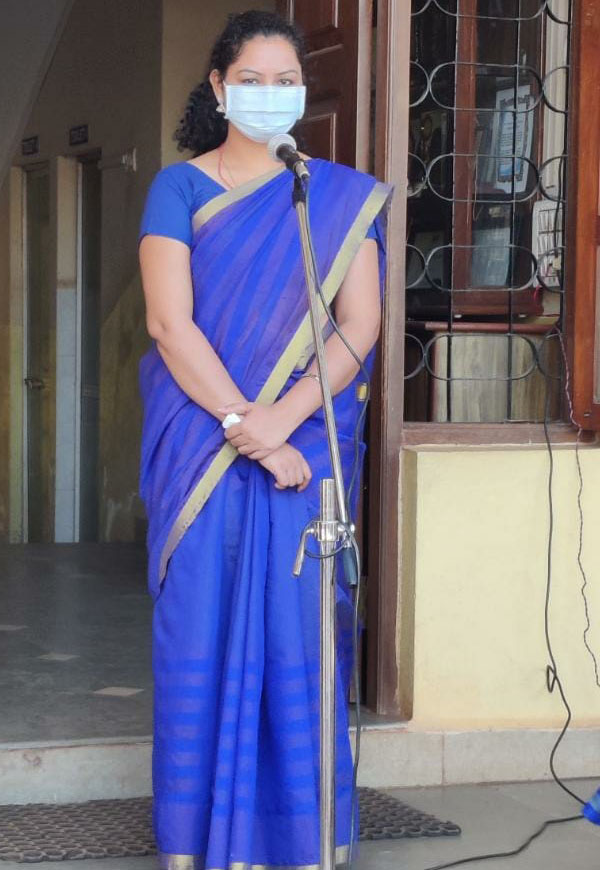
[209,69,224,106]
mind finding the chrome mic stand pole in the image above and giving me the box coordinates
[291,172,352,870]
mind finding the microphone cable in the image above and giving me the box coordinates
[417,813,584,870]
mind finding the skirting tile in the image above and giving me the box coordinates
[442,727,600,785]
[352,727,444,788]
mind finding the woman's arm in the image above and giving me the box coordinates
[221,237,381,458]
[139,233,315,492]
[139,234,246,421]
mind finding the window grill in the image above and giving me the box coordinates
[404,0,572,423]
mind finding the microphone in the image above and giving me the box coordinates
[267,134,310,181]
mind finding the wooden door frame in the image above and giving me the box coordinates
[566,0,600,428]
[366,0,411,715]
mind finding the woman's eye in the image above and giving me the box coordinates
[241,78,259,84]
[279,79,293,85]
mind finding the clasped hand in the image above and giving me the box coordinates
[217,400,311,492]
[218,400,291,458]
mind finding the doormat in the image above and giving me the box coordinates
[0,787,461,862]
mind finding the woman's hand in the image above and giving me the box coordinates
[258,443,312,492]
[218,400,293,459]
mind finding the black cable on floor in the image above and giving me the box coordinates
[421,814,583,870]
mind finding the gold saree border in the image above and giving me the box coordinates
[158,180,392,582]
[191,165,286,231]
[158,843,352,870]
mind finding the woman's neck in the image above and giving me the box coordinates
[219,128,281,176]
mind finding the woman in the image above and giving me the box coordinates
[138,10,392,870]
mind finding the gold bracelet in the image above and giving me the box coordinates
[300,371,321,385]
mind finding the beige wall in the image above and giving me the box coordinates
[161,0,275,166]
[402,444,600,730]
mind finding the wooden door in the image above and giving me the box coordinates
[276,0,372,170]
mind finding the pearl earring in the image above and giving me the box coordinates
[216,102,225,114]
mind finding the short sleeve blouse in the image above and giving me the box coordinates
[139,161,380,248]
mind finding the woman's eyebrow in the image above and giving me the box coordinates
[237,68,299,75]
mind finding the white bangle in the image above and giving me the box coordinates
[222,412,243,430]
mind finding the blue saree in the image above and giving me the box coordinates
[138,157,392,870]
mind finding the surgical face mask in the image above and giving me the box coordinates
[222,83,306,143]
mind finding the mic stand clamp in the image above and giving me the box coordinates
[290,173,353,870]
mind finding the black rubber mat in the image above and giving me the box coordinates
[0,787,461,862]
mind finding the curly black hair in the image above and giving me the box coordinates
[174,10,306,156]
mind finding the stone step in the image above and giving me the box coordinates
[1,725,598,805]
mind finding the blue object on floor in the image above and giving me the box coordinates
[583,787,600,825]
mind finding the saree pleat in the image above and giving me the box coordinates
[141,158,393,869]
[152,459,358,869]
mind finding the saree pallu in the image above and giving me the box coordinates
[138,158,392,870]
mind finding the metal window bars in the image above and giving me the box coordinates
[404,0,572,423]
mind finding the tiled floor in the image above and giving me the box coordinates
[0,779,597,869]
[0,543,395,744]
[0,543,152,743]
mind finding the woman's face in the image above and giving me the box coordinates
[211,34,303,104]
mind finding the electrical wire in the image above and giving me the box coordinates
[548,140,600,689]
[553,328,600,689]
[540,364,585,806]
[419,815,583,870]
[303,180,375,518]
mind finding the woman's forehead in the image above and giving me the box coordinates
[230,35,301,72]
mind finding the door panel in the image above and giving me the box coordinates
[293,0,339,32]
[277,0,371,167]
[24,166,54,542]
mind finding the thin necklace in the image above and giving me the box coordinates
[217,144,237,189]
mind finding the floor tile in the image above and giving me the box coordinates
[0,543,152,743]
[92,686,145,697]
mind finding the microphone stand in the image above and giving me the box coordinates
[290,172,353,870]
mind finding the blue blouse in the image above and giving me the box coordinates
[139,161,379,247]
